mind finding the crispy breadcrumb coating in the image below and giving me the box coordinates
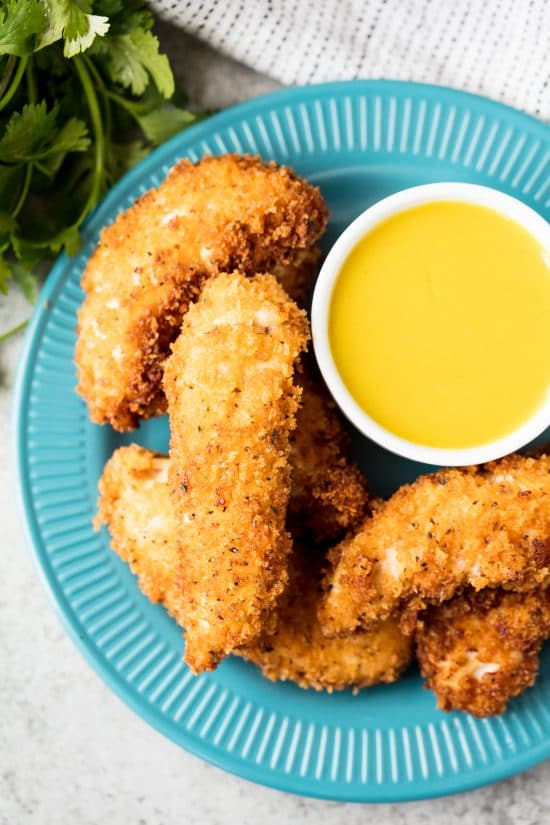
[242,549,412,691]
[95,446,185,624]
[96,445,411,691]
[289,366,369,541]
[272,246,322,308]
[416,587,550,716]
[163,272,310,672]
[76,154,328,430]
[275,241,369,541]
[319,453,550,638]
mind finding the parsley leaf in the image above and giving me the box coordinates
[47,223,81,255]
[0,256,11,295]
[0,165,22,214]
[105,140,149,182]
[0,252,37,304]
[0,212,16,236]
[63,13,110,57]
[137,105,198,146]
[0,102,89,163]
[93,0,124,16]
[0,0,46,57]
[0,0,200,347]
[92,28,174,97]
[11,261,39,304]
[38,0,110,56]
[0,101,57,162]
[41,114,90,156]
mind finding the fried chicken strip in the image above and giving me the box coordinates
[319,453,550,638]
[289,366,369,541]
[96,445,411,690]
[243,549,412,691]
[95,446,185,624]
[76,154,328,430]
[416,587,550,716]
[163,272,310,672]
[274,249,369,543]
[272,247,321,308]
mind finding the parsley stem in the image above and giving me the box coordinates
[0,319,28,342]
[104,89,152,139]
[0,56,27,113]
[104,89,146,122]
[12,59,37,217]
[12,163,32,217]
[104,89,151,122]
[82,55,112,147]
[26,54,37,102]
[105,89,131,110]
[81,55,105,95]
[73,55,105,224]
[0,55,16,99]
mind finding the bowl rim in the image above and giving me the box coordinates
[311,182,550,467]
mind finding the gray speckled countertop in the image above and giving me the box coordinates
[2,25,550,825]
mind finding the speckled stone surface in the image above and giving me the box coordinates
[2,25,550,825]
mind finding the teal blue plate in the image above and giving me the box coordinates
[14,81,550,802]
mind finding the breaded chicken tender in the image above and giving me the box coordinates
[95,446,185,624]
[319,453,550,638]
[76,154,328,430]
[163,272,310,672]
[416,587,550,717]
[95,364,367,617]
[272,247,321,308]
[96,445,411,691]
[289,366,369,541]
[243,549,412,691]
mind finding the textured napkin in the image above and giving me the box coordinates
[152,0,550,121]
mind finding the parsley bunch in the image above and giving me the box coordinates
[0,0,199,341]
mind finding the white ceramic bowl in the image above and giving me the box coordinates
[311,182,550,466]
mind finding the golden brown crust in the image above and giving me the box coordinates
[76,154,328,431]
[95,446,185,624]
[289,365,369,541]
[319,453,550,638]
[163,272,310,672]
[242,549,412,691]
[272,246,322,308]
[96,445,411,691]
[416,587,550,716]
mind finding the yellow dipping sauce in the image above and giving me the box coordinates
[329,201,550,449]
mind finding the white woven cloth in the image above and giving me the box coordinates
[152,0,550,121]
